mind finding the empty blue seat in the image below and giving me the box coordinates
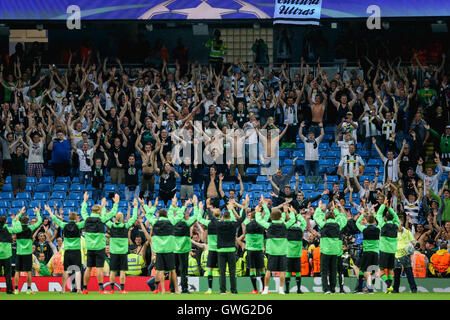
[251,185,265,192]
[50,192,66,200]
[2,184,12,192]
[39,177,54,184]
[47,200,62,208]
[64,200,78,207]
[70,184,84,192]
[327,176,339,183]
[34,192,49,201]
[55,177,70,183]
[104,184,117,193]
[0,192,13,200]
[26,177,37,184]
[68,193,82,201]
[302,184,315,191]
[11,200,27,208]
[16,193,31,200]
[364,167,376,174]
[246,168,258,175]
[29,200,45,208]
[36,184,51,193]
[119,184,126,192]
[72,177,80,183]
[293,150,305,158]
[279,150,290,158]
[368,159,382,166]
[5,176,11,184]
[62,207,76,215]
[24,185,35,193]
[53,184,69,192]
[283,159,294,166]
[26,209,36,216]
[256,176,268,183]
[0,200,9,208]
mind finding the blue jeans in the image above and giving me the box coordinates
[79,171,91,185]
[305,161,319,178]
[92,188,104,204]
[125,185,140,201]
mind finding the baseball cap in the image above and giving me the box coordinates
[284,184,292,189]
[446,125,450,129]
[346,111,353,116]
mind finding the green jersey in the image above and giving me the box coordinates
[356,215,380,253]
[105,207,138,255]
[376,204,400,254]
[172,205,199,254]
[143,205,177,253]
[81,202,118,250]
[313,208,347,256]
[286,214,307,258]
[0,218,23,259]
[197,209,218,251]
[255,206,296,256]
[51,215,85,250]
[17,212,42,255]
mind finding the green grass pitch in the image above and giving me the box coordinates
[2,291,449,300]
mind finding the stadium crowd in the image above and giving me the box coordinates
[0,31,450,295]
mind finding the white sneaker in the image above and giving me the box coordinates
[261,289,269,295]
[278,288,285,295]
[324,291,332,294]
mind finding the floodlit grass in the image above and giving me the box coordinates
[2,291,449,300]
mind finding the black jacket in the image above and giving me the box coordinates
[209,210,246,249]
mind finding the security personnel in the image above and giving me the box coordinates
[188,254,201,276]
[105,198,138,294]
[312,245,321,276]
[205,29,227,72]
[300,249,309,276]
[126,251,145,276]
[411,245,427,278]
[0,213,22,294]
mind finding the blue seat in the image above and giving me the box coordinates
[5,176,11,184]
[119,200,129,207]
[72,177,80,183]
[53,184,69,192]
[55,177,70,183]
[283,159,294,166]
[16,193,31,200]
[0,192,13,200]
[62,207,76,215]
[34,192,49,201]
[68,193,83,201]
[319,143,329,151]
[279,150,290,158]
[324,150,340,159]
[364,167,376,174]
[301,184,315,191]
[317,184,325,191]
[26,208,36,217]
[11,200,27,208]
[222,184,235,192]
[24,185,35,193]
[86,200,95,207]
[26,177,37,184]
[246,168,259,175]
[281,167,291,174]
[251,184,265,192]
[119,184,126,192]
[256,176,268,183]
[327,176,339,183]
[70,184,84,192]
[104,184,117,193]
[0,200,9,208]
[50,192,66,200]
[2,184,12,192]
[47,200,62,208]
[39,177,54,184]
[29,200,45,208]
[293,150,305,158]
[64,200,78,207]
[368,159,382,167]
[36,184,51,193]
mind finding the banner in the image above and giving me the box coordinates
[0,276,200,292]
[274,0,323,25]
[0,0,448,20]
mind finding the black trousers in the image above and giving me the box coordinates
[171,252,188,292]
[337,256,345,288]
[218,252,236,293]
[53,162,70,177]
[393,267,417,292]
[321,254,337,293]
[0,258,12,293]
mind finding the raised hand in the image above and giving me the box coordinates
[83,191,89,202]
[113,193,120,204]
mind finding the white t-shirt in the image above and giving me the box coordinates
[76,148,93,172]
[51,90,66,108]
[283,103,298,125]
[72,129,83,146]
[244,122,258,145]
[27,140,44,164]
[337,140,354,158]
[304,136,323,161]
